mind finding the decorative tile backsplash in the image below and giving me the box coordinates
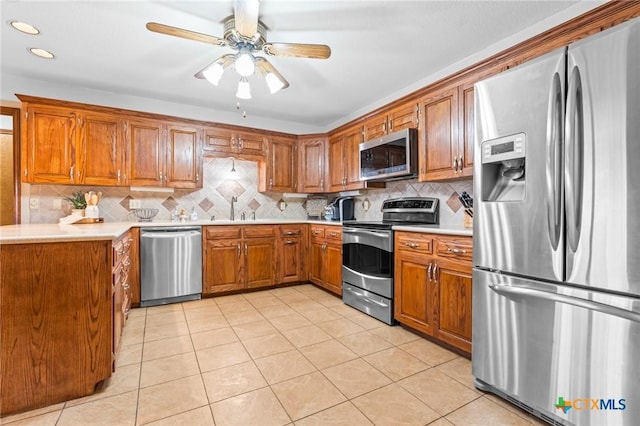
[21,157,473,226]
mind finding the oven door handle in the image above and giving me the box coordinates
[343,228,391,237]
[344,287,389,307]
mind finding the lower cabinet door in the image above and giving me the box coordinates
[394,252,435,336]
[245,238,275,289]
[279,237,302,283]
[435,263,472,352]
[324,242,342,296]
[309,241,325,286]
[203,239,243,294]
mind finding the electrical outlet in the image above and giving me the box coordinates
[129,199,142,209]
[52,199,62,210]
[29,198,40,209]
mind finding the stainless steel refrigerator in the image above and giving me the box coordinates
[472,18,640,426]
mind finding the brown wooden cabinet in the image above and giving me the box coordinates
[112,230,133,362]
[1,239,114,416]
[20,97,202,188]
[298,136,327,193]
[22,105,126,185]
[203,225,276,295]
[327,125,381,192]
[309,224,342,295]
[127,120,202,189]
[260,135,298,192]
[394,231,473,353]
[418,82,473,181]
[203,127,267,158]
[363,102,419,141]
[277,225,307,284]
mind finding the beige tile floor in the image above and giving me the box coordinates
[2,284,545,426]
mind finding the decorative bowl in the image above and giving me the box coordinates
[131,208,159,222]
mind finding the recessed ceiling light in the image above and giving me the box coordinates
[29,48,54,59]
[9,20,40,35]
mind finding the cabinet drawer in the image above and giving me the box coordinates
[395,232,433,254]
[205,226,242,239]
[280,226,303,237]
[436,236,473,262]
[325,227,342,241]
[243,225,275,238]
[310,225,325,239]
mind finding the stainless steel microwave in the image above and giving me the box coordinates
[359,128,418,181]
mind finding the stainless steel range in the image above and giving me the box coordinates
[342,197,439,324]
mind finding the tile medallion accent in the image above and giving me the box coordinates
[162,196,179,211]
[198,197,214,212]
[119,195,133,210]
[247,198,261,211]
[446,192,462,212]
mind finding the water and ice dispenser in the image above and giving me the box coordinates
[480,133,526,202]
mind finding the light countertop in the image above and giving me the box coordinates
[1,219,469,244]
[0,219,344,244]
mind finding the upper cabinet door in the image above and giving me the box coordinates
[298,137,326,193]
[79,112,124,186]
[266,136,297,192]
[24,105,77,183]
[344,127,364,188]
[203,127,235,153]
[362,115,388,141]
[458,82,475,178]
[126,119,165,187]
[388,102,418,134]
[327,135,346,192]
[419,87,459,181]
[166,124,202,189]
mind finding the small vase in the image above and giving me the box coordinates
[71,208,85,217]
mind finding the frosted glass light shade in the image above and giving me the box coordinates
[203,62,225,85]
[234,47,255,77]
[236,77,251,99]
[265,72,285,94]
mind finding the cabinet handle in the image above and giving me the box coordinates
[453,157,459,172]
[427,263,433,282]
[117,169,121,183]
[322,244,327,251]
[382,121,386,132]
[237,243,241,257]
[459,156,463,171]
[433,264,438,283]
[269,178,273,188]
[77,170,81,179]
[320,179,324,190]
[196,173,199,183]
[285,231,295,235]
[405,242,420,248]
[388,118,393,132]
[284,240,296,244]
[245,243,248,255]
[329,232,337,237]
[24,168,28,177]
[69,166,74,182]
[447,247,467,254]
[239,138,244,149]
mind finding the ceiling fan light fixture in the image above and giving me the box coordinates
[265,72,286,94]
[203,62,225,86]
[234,45,255,77]
[236,77,251,99]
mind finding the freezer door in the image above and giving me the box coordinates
[474,48,565,282]
[564,19,640,296]
[472,269,640,426]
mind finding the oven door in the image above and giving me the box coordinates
[342,227,393,298]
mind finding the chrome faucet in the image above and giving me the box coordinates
[230,196,237,221]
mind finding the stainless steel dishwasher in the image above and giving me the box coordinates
[140,226,202,307]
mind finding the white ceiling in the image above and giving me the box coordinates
[1,1,602,134]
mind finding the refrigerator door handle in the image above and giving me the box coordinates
[489,284,640,324]
[564,65,584,253]
[546,72,564,251]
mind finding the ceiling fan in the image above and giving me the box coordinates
[146,0,331,99]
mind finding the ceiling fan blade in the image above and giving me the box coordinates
[234,0,260,38]
[255,57,290,93]
[146,22,227,46]
[262,42,331,59]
